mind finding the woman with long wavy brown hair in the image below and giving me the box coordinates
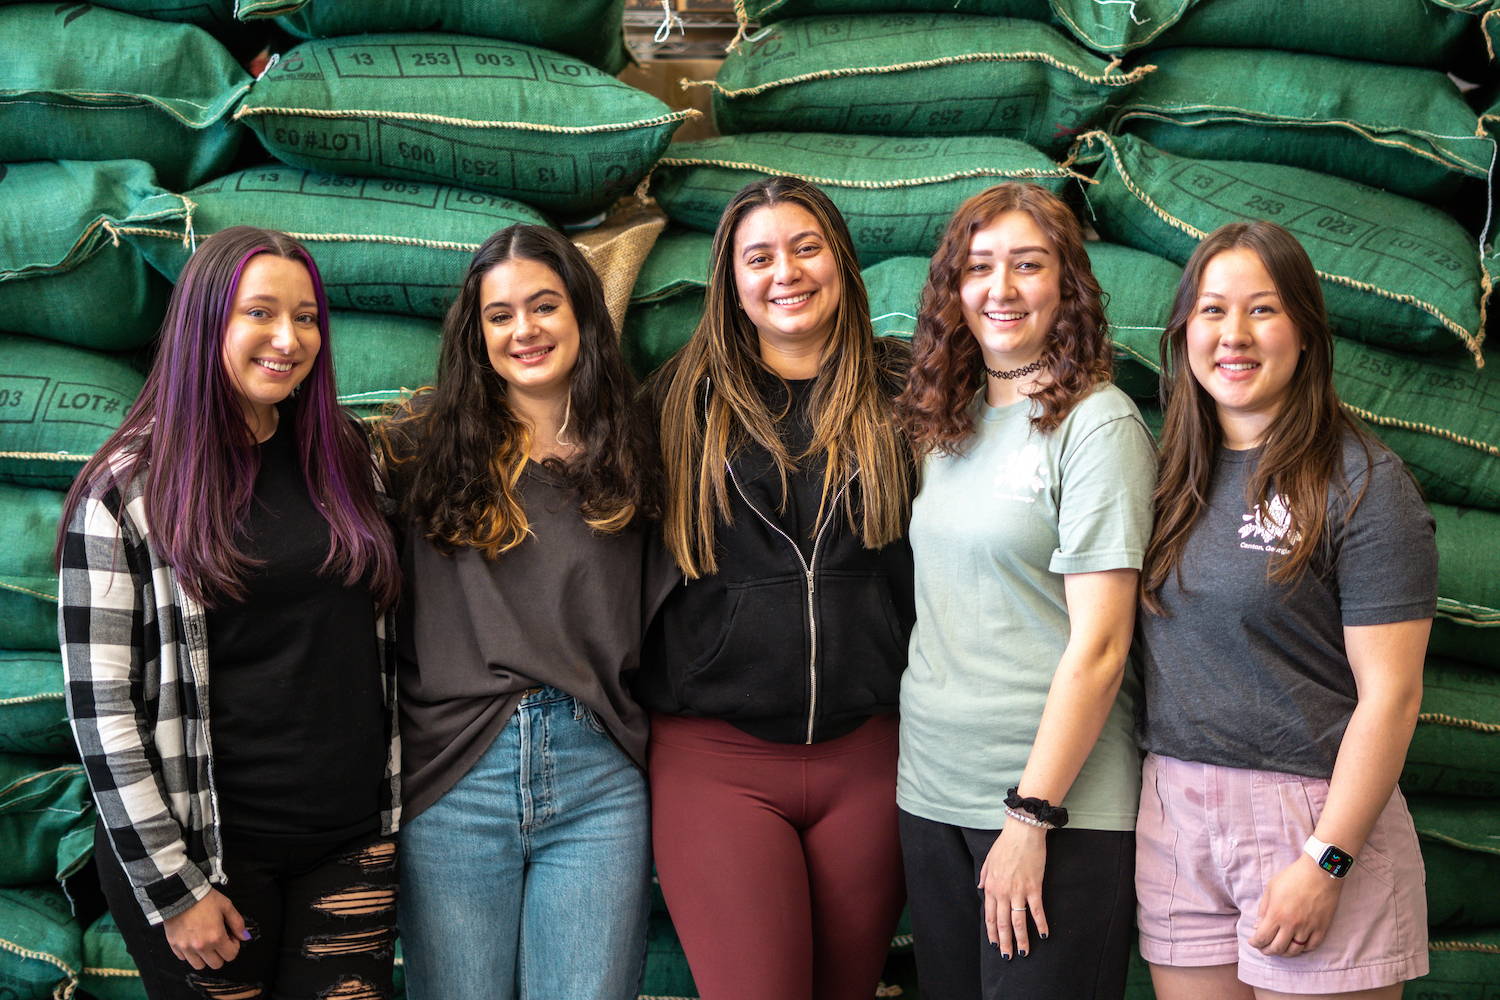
[1134,221,1433,1000]
[378,224,671,1000]
[636,175,913,1000]
[894,182,1156,1000]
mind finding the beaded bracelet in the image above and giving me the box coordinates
[1004,787,1069,829]
[1004,806,1054,830]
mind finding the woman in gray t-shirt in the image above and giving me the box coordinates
[377,225,671,1000]
[1136,221,1436,1000]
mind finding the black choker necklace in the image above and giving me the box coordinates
[984,359,1043,381]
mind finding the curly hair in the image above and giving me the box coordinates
[895,183,1112,455]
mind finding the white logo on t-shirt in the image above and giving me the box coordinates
[1238,494,1300,555]
[992,442,1047,503]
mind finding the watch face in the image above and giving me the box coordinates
[1319,846,1354,878]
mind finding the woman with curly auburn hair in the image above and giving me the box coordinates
[894,183,1156,1000]
[1135,222,1433,1000]
[637,176,914,1000]
[379,224,673,1000]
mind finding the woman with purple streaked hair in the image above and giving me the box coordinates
[57,226,403,1000]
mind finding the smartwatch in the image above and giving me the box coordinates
[1304,835,1355,878]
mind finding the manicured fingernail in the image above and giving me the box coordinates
[1040,933,1048,940]
[239,929,251,941]
[989,941,999,951]
[1019,949,1027,957]
[1004,952,1012,961]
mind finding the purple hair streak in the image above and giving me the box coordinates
[59,226,400,609]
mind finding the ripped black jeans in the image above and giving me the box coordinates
[95,822,399,1000]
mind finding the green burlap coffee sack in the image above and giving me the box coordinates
[737,0,1051,27]
[703,14,1152,156]
[19,0,242,30]
[1426,929,1500,999]
[1111,48,1491,206]
[1328,340,1500,509]
[623,295,704,379]
[861,255,924,342]
[329,311,441,417]
[631,228,712,306]
[1410,796,1500,927]
[0,160,188,352]
[237,0,629,73]
[1074,132,1488,360]
[0,654,70,758]
[1429,617,1497,669]
[0,754,93,887]
[80,913,146,1000]
[234,35,694,219]
[1052,0,1478,66]
[622,228,709,377]
[653,132,1078,261]
[1090,242,1179,400]
[0,5,250,190]
[1432,503,1500,626]
[1401,658,1500,797]
[0,333,143,491]
[0,484,60,653]
[0,885,80,1000]
[122,166,552,320]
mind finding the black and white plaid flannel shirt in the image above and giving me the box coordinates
[58,447,401,926]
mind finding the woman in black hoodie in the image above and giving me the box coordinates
[638,176,915,1000]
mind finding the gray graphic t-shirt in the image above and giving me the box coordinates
[1137,432,1436,778]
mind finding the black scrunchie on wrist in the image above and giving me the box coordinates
[1004,787,1069,829]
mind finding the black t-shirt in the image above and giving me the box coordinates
[207,409,385,839]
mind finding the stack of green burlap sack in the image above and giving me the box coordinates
[0,1,697,996]
[626,2,1500,997]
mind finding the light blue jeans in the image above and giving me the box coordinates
[398,686,651,1000]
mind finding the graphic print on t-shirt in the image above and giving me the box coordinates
[991,442,1047,503]
[1238,494,1300,555]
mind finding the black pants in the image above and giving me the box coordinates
[95,822,399,1000]
[898,809,1135,1000]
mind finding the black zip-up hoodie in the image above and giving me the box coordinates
[637,354,915,744]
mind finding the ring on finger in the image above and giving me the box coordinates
[1011,906,1028,912]
[1291,938,1310,947]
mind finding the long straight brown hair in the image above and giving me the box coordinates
[651,176,911,578]
[1141,221,1376,614]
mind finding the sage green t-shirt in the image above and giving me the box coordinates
[897,385,1155,831]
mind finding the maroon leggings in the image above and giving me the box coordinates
[648,712,905,1000]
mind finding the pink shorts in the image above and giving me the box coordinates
[1135,753,1428,994]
